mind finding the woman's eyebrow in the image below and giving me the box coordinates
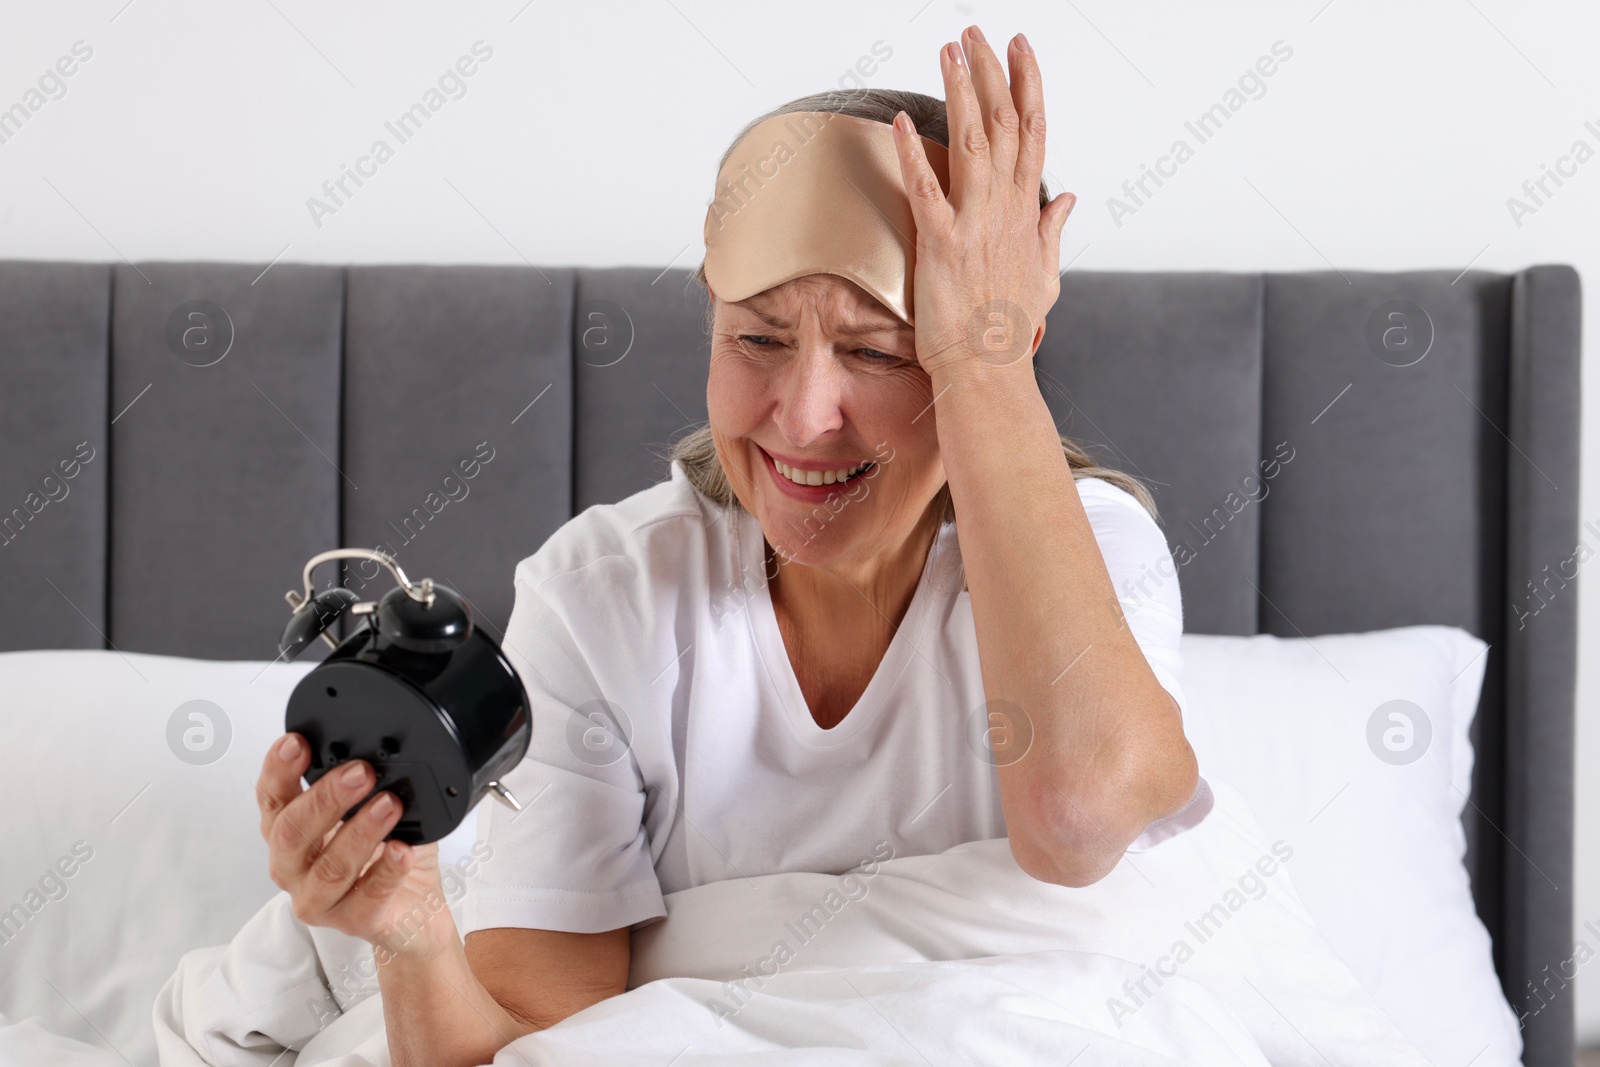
[734,304,905,337]
[835,320,908,337]
[734,305,789,329]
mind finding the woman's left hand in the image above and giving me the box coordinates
[891,26,1076,378]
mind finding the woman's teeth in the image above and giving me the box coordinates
[773,458,872,486]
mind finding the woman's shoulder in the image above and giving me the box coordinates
[1072,473,1157,522]
[1069,474,1172,563]
[1073,472,1139,503]
[513,459,725,591]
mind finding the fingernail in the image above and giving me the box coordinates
[341,762,368,787]
[278,735,301,762]
[893,110,911,134]
[370,793,395,819]
[1014,33,1032,55]
[968,25,986,45]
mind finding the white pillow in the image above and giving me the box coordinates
[0,649,479,1066]
[1177,625,1520,1067]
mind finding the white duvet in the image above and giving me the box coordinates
[2,778,1428,1066]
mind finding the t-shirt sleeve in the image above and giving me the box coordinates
[1074,478,1214,853]
[459,554,668,936]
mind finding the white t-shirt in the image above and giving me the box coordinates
[460,460,1213,936]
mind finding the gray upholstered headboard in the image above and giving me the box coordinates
[0,260,1580,1064]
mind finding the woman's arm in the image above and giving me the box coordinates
[378,920,630,1067]
[929,360,1197,887]
[889,28,1198,888]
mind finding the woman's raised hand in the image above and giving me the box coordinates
[890,25,1076,377]
[256,732,454,958]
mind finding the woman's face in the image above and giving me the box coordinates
[707,273,946,571]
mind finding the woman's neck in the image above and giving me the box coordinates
[765,507,942,639]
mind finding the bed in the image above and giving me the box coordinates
[0,259,1581,1065]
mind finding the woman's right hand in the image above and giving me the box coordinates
[256,732,454,957]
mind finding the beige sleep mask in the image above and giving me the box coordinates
[702,110,952,327]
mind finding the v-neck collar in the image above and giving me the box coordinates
[737,504,953,747]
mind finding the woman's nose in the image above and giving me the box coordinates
[775,340,847,444]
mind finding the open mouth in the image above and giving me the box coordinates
[759,447,875,491]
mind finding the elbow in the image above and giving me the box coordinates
[1009,828,1121,888]
[1008,785,1129,888]
[1011,721,1201,889]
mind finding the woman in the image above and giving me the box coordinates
[255,25,1206,1066]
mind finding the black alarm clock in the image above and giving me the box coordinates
[277,548,531,844]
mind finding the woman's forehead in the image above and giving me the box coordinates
[727,276,907,331]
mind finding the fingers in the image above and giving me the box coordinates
[940,40,986,207]
[958,26,1020,175]
[1040,191,1076,279]
[291,790,404,922]
[255,733,429,943]
[257,733,310,840]
[353,841,413,906]
[1007,34,1047,197]
[891,111,953,239]
[265,756,375,883]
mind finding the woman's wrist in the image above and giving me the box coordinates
[929,355,1052,448]
[929,359,1032,396]
[370,893,464,968]
[374,925,468,994]
[928,351,1073,529]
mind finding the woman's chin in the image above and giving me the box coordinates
[759,514,861,570]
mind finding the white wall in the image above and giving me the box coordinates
[3,0,1598,1045]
